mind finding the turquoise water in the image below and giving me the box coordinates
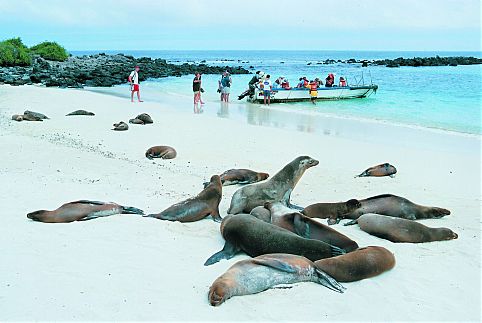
[75,50,482,135]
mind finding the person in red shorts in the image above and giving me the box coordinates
[128,66,143,102]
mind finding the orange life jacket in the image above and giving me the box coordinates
[309,82,318,91]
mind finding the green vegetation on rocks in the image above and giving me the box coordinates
[0,38,31,67]
[30,41,69,62]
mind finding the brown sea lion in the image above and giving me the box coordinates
[24,110,49,120]
[227,156,319,214]
[208,253,345,306]
[145,175,222,223]
[145,146,177,159]
[302,199,362,225]
[342,194,451,222]
[204,214,345,266]
[112,121,129,131]
[264,202,359,252]
[129,118,145,124]
[203,169,269,188]
[66,110,95,116]
[348,214,458,243]
[356,163,397,178]
[314,246,395,282]
[27,200,144,223]
[135,113,153,124]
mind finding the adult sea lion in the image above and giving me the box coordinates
[24,110,49,120]
[135,113,153,124]
[145,146,177,159]
[27,200,144,223]
[348,214,458,243]
[342,194,451,222]
[204,214,345,266]
[66,110,95,116]
[314,246,395,282]
[227,156,319,214]
[208,253,345,306]
[302,199,362,225]
[356,163,397,178]
[129,118,144,124]
[112,121,129,131]
[264,202,359,252]
[203,169,269,188]
[145,175,222,222]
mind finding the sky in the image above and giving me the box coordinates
[0,0,480,52]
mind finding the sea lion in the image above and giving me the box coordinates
[342,194,451,222]
[129,118,145,125]
[302,199,362,225]
[348,214,458,243]
[314,246,395,282]
[208,253,345,306]
[24,110,49,120]
[356,163,397,178]
[112,121,129,131]
[66,110,95,116]
[249,205,271,222]
[264,202,359,252]
[145,175,222,222]
[135,113,153,124]
[227,156,319,214]
[203,169,269,188]
[11,114,24,121]
[27,200,144,223]
[12,114,43,121]
[204,214,345,266]
[145,146,177,159]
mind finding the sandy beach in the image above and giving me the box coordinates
[0,85,480,321]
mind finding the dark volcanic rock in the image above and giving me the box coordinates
[374,56,482,67]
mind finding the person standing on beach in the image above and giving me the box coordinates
[262,74,272,105]
[193,72,205,109]
[221,71,232,102]
[128,66,143,102]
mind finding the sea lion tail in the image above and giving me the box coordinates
[330,245,346,257]
[121,206,145,215]
[315,268,346,293]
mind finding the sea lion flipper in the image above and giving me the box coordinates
[330,245,346,256]
[121,206,145,215]
[210,209,223,223]
[204,242,239,266]
[344,219,358,226]
[251,258,297,273]
[293,213,311,238]
[314,268,346,293]
[327,217,340,225]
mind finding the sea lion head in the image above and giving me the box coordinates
[427,207,451,219]
[209,175,222,187]
[437,228,458,240]
[346,199,361,210]
[208,279,234,306]
[297,156,319,170]
[257,172,269,181]
[27,210,47,222]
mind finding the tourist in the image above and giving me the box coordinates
[281,78,291,90]
[220,71,232,102]
[309,79,318,104]
[325,73,334,87]
[339,76,347,87]
[193,72,204,106]
[315,77,323,87]
[128,66,143,102]
[262,74,272,105]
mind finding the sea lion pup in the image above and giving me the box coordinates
[66,110,95,116]
[24,110,49,120]
[11,114,24,121]
[204,214,345,266]
[227,156,319,214]
[145,146,177,159]
[356,163,397,178]
[112,121,129,131]
[27,200,144,223]
[264,202,359,252]
[208,253,345,306]
[347,214,458,243]
[314,246,395,282]
[12,114,43,121]
[302,199,362,225]
[135,113,153,124]
[129,118,144,125]
[203,169,269,188]
[342,194,451,222]
[145,175,222,223]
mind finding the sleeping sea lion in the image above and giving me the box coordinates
[145,146,177,159]
[301,199,362,225]
[27,200,144,223]
[356,163,397,178]
[208,253,345,306]
[66,110,95,116]
[203,169,269,188]
[129,118,145,124]
[347,214,458,243]
[24,110,49,120]
[135,113,153,124]
[204,214,345,266]
[227,156,319,214]
[112,121,128,131]
[144,175,222,222]
[11,114,24,121]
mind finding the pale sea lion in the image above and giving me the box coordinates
[314,246,395,282]
[145,146,177,159]
[24,110,49,120]
[204,214,345,266]
[66,110,95,116]
[264,202,359,252]
[12,114,43,121]
[135,113,153,124]
[11,114,24,121]
[27,200,144,223]
[145,175,222,222]
[208,253,345,306]
[112,121,128,131]
[356,163,397,178]
[302,199,362,225]
[227,156,319,214]
[342,194,451,222]
[129,118,145,125]
[203,169,269,188]
[348,214,458,243]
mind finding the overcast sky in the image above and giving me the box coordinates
[1,0,480,51]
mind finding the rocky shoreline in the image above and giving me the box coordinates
[0,53,250,88]
[308,56,482,67]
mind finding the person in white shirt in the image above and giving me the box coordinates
[261,74,272,105]
[128,66,143,102]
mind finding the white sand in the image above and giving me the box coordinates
[0,85,480,321]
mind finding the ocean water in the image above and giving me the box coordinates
[75,50,482,135]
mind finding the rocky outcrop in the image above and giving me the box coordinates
[373,56,482,67]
